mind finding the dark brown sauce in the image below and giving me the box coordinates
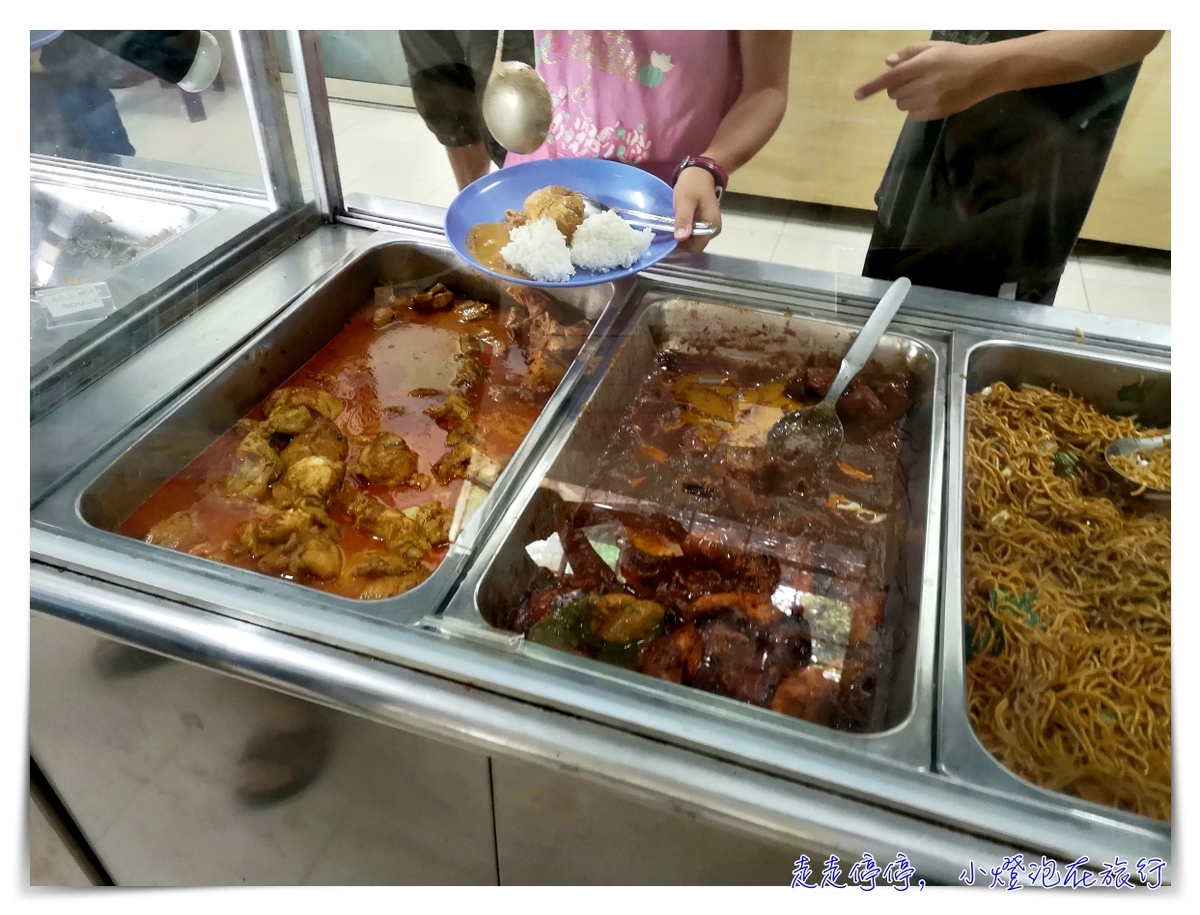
[466,222,523,278]
[507,346,917,730]
[119,289,578,599]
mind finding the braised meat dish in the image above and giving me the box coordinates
[124,281,591,600]
[505,345,916,730]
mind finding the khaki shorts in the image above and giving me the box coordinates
[399,30,536,166]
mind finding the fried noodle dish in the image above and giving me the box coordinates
[963,381,1171,820]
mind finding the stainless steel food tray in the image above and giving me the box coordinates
[939,331,1171,850]
[436,285,947,776]
[33,233,629,631]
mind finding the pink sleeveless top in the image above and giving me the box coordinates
[504,31,742,181]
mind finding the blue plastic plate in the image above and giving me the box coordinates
[444,158,677,288]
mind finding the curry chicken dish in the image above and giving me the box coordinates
[502,345,917,730]
[119,281,591,600]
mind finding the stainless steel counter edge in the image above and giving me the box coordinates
[30,153,275,209]
[644,255,1172,353]
[30,560,1029,885]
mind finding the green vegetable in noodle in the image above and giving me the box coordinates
[1053,450,1076,476]
[967,588,1041,661]
[988,588,1040,627]
[965,619,1003,662]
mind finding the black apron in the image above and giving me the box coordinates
[862,31,1142,304]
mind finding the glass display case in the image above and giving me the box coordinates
[29,30,318,419]
[29,30,1171,886]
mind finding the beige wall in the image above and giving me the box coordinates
[732,31,1170,250]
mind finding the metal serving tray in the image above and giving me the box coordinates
[436,287,947,773]
[33,234,626,630]
[940,333,1171,845]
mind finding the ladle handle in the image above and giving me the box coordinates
[826,277,912,403]
[491,30,505,74]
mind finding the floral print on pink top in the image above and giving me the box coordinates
[505,31,742,182]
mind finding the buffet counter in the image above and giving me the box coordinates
[30,212,1171,884]
[28,30,1171,886]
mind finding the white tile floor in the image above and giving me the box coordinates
[103,80,1171,324]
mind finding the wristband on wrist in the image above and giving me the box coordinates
[671,155,728,201]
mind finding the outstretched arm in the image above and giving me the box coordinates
[674,30,791,252]
[854,31,1165,122]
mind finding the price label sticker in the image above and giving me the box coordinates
[35,282,115,326]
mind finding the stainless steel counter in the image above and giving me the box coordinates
[30,216,1172,885]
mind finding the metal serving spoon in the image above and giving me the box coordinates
[1105,431,1171,496]
[477,32,715,236]
[767,277,913,463]
[580,194,718,237]
[480,30,553,155]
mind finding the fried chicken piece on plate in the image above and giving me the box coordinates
[505,186,586,241]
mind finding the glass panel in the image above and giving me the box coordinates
[276,30,491,208]
[29,30,306,410]
[31,30,266,189]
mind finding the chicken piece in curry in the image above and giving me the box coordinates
[120,280,592,600]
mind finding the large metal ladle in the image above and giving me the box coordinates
[480,30,553,155]
[767,277,912,463]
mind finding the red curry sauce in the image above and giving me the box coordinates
[119,287,578,599]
